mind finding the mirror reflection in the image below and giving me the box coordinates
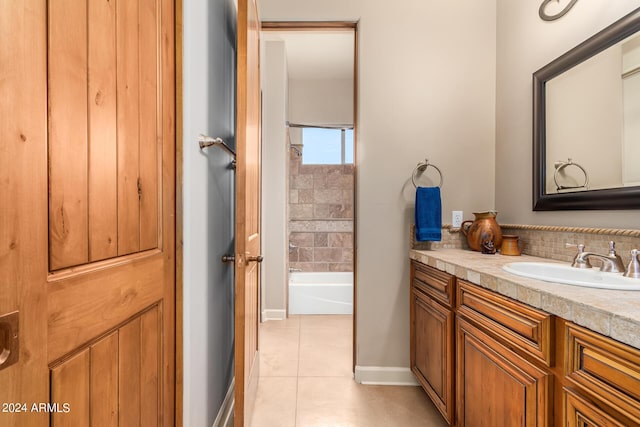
[545,33,640,194]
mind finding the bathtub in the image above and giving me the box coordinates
[288,272,353,315]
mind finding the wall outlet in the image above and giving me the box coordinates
[452,211,463,228]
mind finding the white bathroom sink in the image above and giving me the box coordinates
[502,262,640,290]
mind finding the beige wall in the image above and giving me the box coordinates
[495,0,640,227]
[289,78,354,125]
[261,40,289,318]
[261,0,497,371]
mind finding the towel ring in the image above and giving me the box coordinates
[412,159,443,188]
[553,158,589,191]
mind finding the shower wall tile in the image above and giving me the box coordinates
[315,233,328,247]
[298,248,314,263]
[343,248,354,263]
[329,233,353,248]
[329,263,353,272]
[314,204,352,219]
[314,189,344,204]
[289,155,354,272]
[290,204,313,220]
[298,189,314,204]
[314,248,343,263]
[290,233,314,248]
[291,175,313,189]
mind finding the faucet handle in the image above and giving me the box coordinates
[570,243,592,269]
[624,249,640,278]
[601,241,626,273]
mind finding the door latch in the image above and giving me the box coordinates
[0,311,19,371]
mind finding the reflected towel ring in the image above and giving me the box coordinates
[554,158,589,191]
[412,159,443,188]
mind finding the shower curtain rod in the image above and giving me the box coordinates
[286,121,353,130]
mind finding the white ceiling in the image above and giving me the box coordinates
[262,30,355,81]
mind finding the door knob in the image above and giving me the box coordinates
[221,255,235,263]
[0,311,19,371]
[247,255,264,263]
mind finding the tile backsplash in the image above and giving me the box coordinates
[412,223,640,266]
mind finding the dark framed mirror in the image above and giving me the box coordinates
[533,7,640,210]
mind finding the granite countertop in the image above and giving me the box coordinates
[409,248,640,350]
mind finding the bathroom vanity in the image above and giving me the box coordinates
[409,249,640,427]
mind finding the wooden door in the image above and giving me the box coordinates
[235,0,261,424]
[0,0,176,425]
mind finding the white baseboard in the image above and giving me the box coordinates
[212,377,235,427]
[261,309,287,321]
[354,366,420,386]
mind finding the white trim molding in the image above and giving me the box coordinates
[354,366,420,386]
[261,309,287,321]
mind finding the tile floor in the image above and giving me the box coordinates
[250,315,448,427]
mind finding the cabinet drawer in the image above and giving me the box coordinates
[411,260,455,308]
[456,279,553,366]
[566,322,640,425]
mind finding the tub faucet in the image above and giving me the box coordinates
[289,267,302,273]
[571,241,625,273]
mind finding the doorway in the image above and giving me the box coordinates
[259,22,358,373]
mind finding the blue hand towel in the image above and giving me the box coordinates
[415,186,442,242]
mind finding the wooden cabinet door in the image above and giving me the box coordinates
[411,289,454,424]
[564,388,629,427]
[0,0,176,425]
[456,317,551,427]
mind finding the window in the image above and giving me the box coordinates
[301,127,354,165]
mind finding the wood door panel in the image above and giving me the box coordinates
[139,0,160,252]
[51,350,90,427]
[116,0,142,256]
[47,253,164,362]
[48,0,163,268]
[88,0,118,263]
[48,0,90,270]
[90,332,119,427]
[141,307,160,427]
[50,307,160,426]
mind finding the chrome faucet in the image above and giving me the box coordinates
[571,241,625,273]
